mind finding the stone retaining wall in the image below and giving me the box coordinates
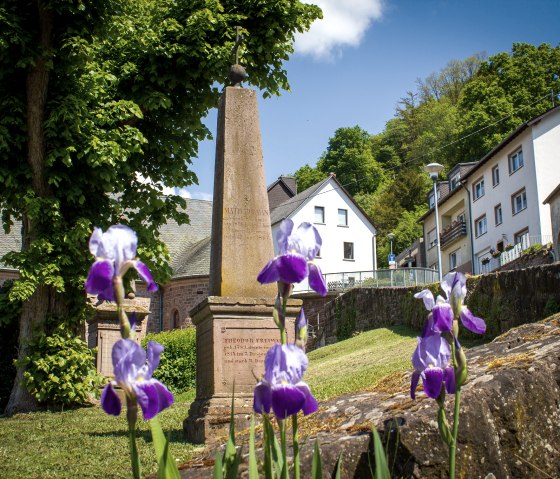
[322,263,560,343]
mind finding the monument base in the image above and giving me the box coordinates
[184,296,302,444]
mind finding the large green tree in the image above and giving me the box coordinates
[0,0,321,414]
[453,43,560,162]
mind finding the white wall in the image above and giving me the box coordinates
[532,110,560,237]
[467,110,560,273]
[271,178,377,292]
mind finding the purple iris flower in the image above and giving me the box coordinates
[101,339,174,420]
[411,333,455,399]
[257,219,327,296]
[414,272,486,335]
[253,343,318,419]
[85,225,158,301]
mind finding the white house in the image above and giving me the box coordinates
[269,174,378,292]
[465,105,560,274]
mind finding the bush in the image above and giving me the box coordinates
[521,243,543,256]
[0,280,21,411]
[142,327,196,393]
[21,323,104,408]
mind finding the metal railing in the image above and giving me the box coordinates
[295,268,439,293]
[440,220,467,248]
[479,234,553,273]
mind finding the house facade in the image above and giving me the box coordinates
[420,163,477,274]
[466,106,560,274]
[543,183,560,261]
[418,106,560,277]
[270,174,378,292]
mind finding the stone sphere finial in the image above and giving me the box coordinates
[229,64,247,87]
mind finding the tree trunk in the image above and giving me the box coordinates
[4,1,54,416]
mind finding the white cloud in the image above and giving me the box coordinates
[295,0,383,60]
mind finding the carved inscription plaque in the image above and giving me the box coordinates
[217,326,278,393]
[222,206,272,244]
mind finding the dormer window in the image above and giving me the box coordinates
[428,189,441,208]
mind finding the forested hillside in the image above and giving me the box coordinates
[293,43,560,265]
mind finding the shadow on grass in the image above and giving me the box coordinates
[88,428,196,445]
[387,323,492,348]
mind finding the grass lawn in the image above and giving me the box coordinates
[0,325,427,478]
[306,325,418,400]
[0,390,202,479]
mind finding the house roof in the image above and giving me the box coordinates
[0,199,213,280]
[269,174,377,231]
[267,176,297,196]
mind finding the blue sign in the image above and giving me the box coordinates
[388,254,396,262]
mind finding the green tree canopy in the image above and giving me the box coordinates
[0,0,321,414]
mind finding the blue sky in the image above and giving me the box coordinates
[181,0,560,200]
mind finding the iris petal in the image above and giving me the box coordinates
[276,219,295,255]
[432,303,453,332]
[295,382,318,416]
[460,307,486,334]
[135,382,158,419]
[308,263,327,296]
[410,371,421,400]
[276,254,308,284]
[112,339,146,383]
[257,258,281,284]
[271,385,306,419]
[423,368,444,399]
[101,383,121,416]
[133,260,158,292]
[444,366,456,394]
[414,289,435,311]
[146,341,165,377]
[85,260,114,298]
[253,382,272,414]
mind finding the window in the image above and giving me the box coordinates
[494,204,502,226]
[428,189,441,208]
[427,228,437,249]
[343,242,354,260]
[337,208,348,226]
[492,165,500,187]
[450,174,460,191]
[511,188,527,215]
[514,228,529,246]
[172,310,180,329]
[314,206,325,223]
[509,149,524,174]
[472,177,485,201]
[457,212,465,224]
[449,249,460,270]
[475,215,487,238]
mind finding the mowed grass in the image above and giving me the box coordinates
[0,390,201,479]
[306,325,418,400]
[0,327,421,478]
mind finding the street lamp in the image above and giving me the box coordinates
[424,162,444,282]
[388,232,394,256]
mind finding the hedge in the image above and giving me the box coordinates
[142,327,196,393]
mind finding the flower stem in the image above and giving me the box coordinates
[292,414,300,479]
[126,397,141,479]
[280,297,288,345]
[449,388,461,479]
[113,276,130,339]
[280,419,288,479]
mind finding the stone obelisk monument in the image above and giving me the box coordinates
[184,63,301,443]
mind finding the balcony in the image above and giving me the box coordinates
[440,220,467,248]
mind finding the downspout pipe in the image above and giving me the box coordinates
[460,180,475,273]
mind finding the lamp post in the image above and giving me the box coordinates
[424,163,444,282]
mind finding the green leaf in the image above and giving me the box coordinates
[149,416,181,479]
[311,439,322,479]
[334,454,343,479]
[372,428,391,479]
[248,414,259,479]
[213,451,224,479]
